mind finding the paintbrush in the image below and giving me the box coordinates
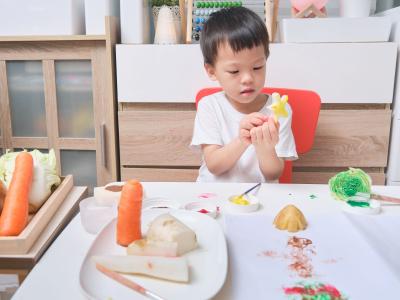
[239,183,261,198]
[370,193,400,204]
[349,192,400,205]
[96,263,165,300]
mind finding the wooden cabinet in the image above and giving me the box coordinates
[116,43,396,184]
[119,103,200,181]
[118,103,391,184]
[0,18,119,189]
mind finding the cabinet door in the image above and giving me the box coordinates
[7,61,47,138]
[1,59,98,189]
[54,60,97,190]
[55,60,95,138]
[60,149,97,190]
[0,37,118,191]
[0,61,8,154]
[1,60,48,151]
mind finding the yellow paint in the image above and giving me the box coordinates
[231,195,250,205]
[269,93,289,122]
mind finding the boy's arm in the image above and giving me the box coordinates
[251,118,285,181]
[255,146,284,181]
[202,138,249,176]
[200,112,267,176]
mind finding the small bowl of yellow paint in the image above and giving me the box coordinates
[227,194,260,213]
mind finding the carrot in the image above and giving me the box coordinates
[0,152,33,236]
[0,180,6,213]
[117,180,143,246]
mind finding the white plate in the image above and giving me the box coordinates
[142,197,181,211]
[79,209,228,300]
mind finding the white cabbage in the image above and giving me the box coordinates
[0,149,61,212]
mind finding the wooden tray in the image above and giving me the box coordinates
[0,175,73,254]
[0,186,87,274]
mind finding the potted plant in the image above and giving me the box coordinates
[151,0,182,42]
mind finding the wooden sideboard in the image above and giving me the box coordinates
[0,17,119,189]
[116,43,396,184]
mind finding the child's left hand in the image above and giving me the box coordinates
[250,117,280,150]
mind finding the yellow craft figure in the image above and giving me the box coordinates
[269,92,289,122]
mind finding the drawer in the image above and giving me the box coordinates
[294,109,391,167]
[121,167,198,182]
[118,103,391,183]
[119,109,200,166]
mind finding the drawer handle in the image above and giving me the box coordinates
[100,123,106,167]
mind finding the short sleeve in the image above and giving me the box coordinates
[275,103,298,160]
[190,98,223,151]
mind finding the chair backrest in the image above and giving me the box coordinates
[195,87,321,183]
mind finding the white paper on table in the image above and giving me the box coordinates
[343,213,400,273]
[223,212,400,300]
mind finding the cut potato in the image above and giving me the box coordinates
[92,255,189,282]
[146,214,197,256]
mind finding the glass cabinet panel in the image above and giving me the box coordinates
[60,150,97,189]
[55,61,95,138]
[7,61,47,137]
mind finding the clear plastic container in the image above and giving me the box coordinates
[79,196,117,234]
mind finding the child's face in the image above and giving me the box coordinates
[205,42,267,110]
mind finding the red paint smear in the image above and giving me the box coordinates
[198,209,210,213]
[260,250,279,258]
[283,286,307,294]
[198,193,217,199]
[317,285,342,297]
[287,236,315,278]
[288,236,312,249]
[283,283,343,298]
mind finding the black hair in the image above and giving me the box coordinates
[200,7,270,66]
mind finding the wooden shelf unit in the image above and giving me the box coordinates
[0,17,119,187]
[116,43,396,184]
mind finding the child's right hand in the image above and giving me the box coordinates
[239,113,268,145]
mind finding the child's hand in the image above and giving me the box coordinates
[250,117,280,150]
[239,113,268,145]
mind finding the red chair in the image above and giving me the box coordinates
[195,87,321,183]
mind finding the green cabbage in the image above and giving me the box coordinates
[328,168,371,201]
[0,149,61,211]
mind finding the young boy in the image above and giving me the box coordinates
[191,7,297,183]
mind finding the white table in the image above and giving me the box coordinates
[12,183,400,300]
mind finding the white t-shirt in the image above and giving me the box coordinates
[190,91,298,183]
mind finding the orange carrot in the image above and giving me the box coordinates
[0,181,6,213]
[0,152,33,236]
[117,180,143,246]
